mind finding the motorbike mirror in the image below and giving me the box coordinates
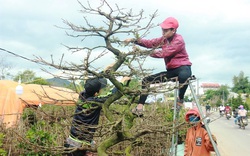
[204,117,210,124]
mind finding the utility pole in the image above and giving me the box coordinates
[222,90,225,105]
[196,78,199,99]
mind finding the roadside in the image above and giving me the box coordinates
[209,109,250,156]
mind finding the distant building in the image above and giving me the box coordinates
[184,82,221,99]
[145,81,223,102]
[200,83,220,93]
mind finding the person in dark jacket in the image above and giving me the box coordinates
[124,17,192,115]
[205,103,211,115]
[65,76,130,156]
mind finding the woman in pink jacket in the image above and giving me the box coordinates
[125,17,192,115]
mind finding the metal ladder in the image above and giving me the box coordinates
[170,75,221,156]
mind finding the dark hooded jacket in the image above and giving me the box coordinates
[69,77,109,143]
[69,91,110,142]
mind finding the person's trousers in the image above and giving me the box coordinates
[138,65,192,104]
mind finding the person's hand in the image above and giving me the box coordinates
[124,38,135,45]
[132,45,140,52]
[211,134,217,144]
[104,63,115,72]
[120,76,131,86]
[85,151,94,156]
[120,76,131,83]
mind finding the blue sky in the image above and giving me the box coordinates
[1,0,250,87]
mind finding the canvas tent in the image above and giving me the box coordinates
[0,80,78,128]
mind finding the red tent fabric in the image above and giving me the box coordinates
[0,80,78,128]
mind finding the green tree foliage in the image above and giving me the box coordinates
[13,70,50,85]
[28,77,50,85]
[232,71,250,94]
[0,133,7,156]
[218,85,229,102]
[215,99,222,107]
[13,70,36,83]
[18,122,59,156]
[230,96,248,110]
[203,85,229,107]
[204,90,217,101]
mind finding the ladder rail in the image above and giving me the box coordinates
[188,80,221,156]
[150,75,220,155]
[170,81,179,156]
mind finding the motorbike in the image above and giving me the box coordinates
[237,116,248,130]
[220,111,225,117]
[226,113,231,120]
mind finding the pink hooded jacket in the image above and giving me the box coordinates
[136,34,192,70]
[184,108,215,156]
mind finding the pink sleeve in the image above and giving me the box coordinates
[136,37,165,48]
[150,37,185,58]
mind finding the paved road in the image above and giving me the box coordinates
[208,111,250,156]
